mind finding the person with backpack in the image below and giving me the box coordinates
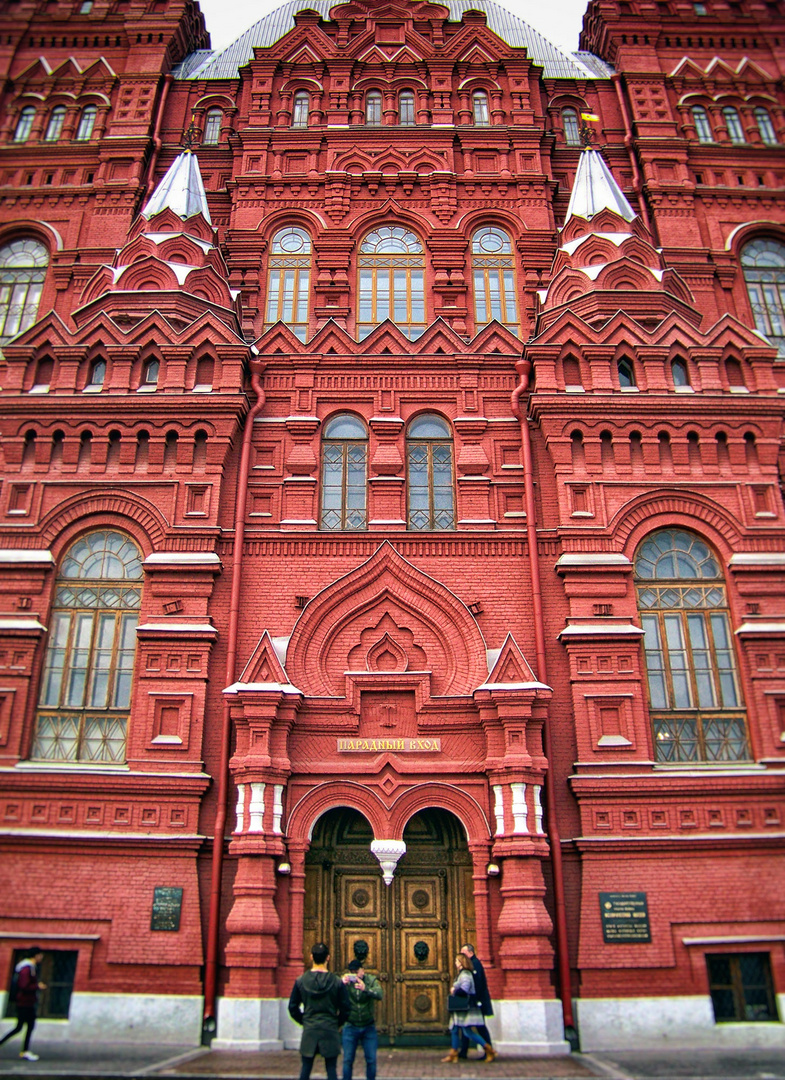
[0,947,46,1061]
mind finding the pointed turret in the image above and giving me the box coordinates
[564,146,636,225]
[142,150,212,224]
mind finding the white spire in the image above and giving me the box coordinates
[142,151,212,224]
[564,147,636,225]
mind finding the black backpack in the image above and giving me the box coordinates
[8,968,19,1004]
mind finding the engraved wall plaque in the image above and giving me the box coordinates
[151,886,183,932]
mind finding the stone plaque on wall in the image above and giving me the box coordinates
[599,891,651,943]
[151,886,183,932]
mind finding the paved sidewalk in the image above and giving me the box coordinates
[0,1043,784,1080]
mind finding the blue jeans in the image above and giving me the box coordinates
[451,1025,485,1051]
[342,1022,377,1080]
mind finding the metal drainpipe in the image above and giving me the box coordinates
[203,360,266,1035]
[144,73,173,200]
[612,73,657,241]
[511,358,577,1048]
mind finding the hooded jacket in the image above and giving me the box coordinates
[14,959,40,1010]
[288,969,350,1058]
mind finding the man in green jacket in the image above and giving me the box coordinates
[341,958,383,1080]
[289,943,350,1080]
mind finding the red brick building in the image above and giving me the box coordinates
[0,0,784,1054]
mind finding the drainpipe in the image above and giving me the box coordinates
[612,73,656,240]
[203,359,266,1036]
[510,358,577,1048]
[144,73,173,200]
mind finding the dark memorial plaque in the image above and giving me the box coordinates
[599,891,651,943]
[151,886,183,932]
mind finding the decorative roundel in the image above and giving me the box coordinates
[414,993,431,1013]
[472,226,512,255]
[352,888,370,909]
[411,889,430,909]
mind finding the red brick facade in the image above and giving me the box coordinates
[0,0,783,1052]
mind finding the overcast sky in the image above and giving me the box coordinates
[195,0,591,59]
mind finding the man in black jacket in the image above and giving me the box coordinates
[289,943,351,1080]
[458,943,494,1059]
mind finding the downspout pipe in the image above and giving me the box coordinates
[511,358,577,1049]
[203,359,266,1036]
[612,72,656,241]
[144,73,173,201]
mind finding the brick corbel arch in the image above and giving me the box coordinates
[610,489,743,557]
[285,781,387,842]
[39,490,168,553]
[390,782,492,843]
[286,542,487,697]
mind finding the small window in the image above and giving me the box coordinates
[722,107,745,144]
[563,107,581,145]
[85,359,106,391]
[618,357,636,388]
[694,2,707,13]
[79,0,93,11]
[44,105,66,142]
[472,91,489,126]
[321,414,368,531]
[754,107,777,146]
[75,105,96,142]
[140,358,159,390]
[202,108,222,145]
[707,953,778,1022]
[292,92,309,128]
[399,91,415,125]
[692,105,714,143]
[366,91,382,125]
[671,358,690,387]
[13,106,35,143]
[407,414,455,531]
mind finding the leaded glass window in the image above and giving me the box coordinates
[32,530,143,764]
[75,105,96,142]
[754,107,777,146]
[13,107,35,143]
[203,108,222,144]
[44,106,66,142]
[358,226,425,340]
[563,107,581,145]
[635,529,748,763]
[0,238,48,344]
[741,237,785,357]
[366,92,382,125]
[320,414,368,531]
[292,93,309,128]
[472,91,489,126]
[399,91,415,125]
[472,227,520,336]
[407,414,455,531]
[723,107,745,144]
[265,226,311,341]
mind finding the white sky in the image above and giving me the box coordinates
[196,0,591,59]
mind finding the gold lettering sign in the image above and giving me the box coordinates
[336,737,441,752]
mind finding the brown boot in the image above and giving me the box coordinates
[482,1044,497,1062]
[441,1048,460,1063]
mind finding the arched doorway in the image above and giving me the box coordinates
[304,807,475,1044]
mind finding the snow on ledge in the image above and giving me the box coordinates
[223,681,302,695]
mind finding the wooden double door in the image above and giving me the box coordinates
[304,807,475,1043]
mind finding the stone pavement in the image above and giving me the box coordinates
[1,1043,785,1080]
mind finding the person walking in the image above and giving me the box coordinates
[458,942,494,1059]
[0,947,46,1061]
[288,943,350,1080]
[341,958,383,1080]
[441,954,496,1064]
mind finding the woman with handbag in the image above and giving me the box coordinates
[441,954,496,1063]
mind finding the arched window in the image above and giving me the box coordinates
[32,530,143,764]
[0,238,49,344]
[472,227,520,336]
[13,106,35,143]
[320,414,368,531]
[75,104,97,142]
[692,105,714,143]
[407,414,455,531]
[472,91,489,126]
[741,237,785,357]
[562,107,581,145]
[44,105,66,142]
[635,528,748,763]
[85,358,106,391]
[722,106,745,144]
[358,226,425,340]
[202,108,222,144]
[618,357,636,388]
[399,91,415,125]
[671,357,690,387]
[292,92,309,128]
[366,91,382,125]
[265,226,311,341]
[754,107,777,145]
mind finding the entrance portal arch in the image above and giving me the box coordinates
[304,806,475,1043]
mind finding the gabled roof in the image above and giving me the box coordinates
[174,0,612,81]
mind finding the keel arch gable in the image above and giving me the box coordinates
[286,542,487,698]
